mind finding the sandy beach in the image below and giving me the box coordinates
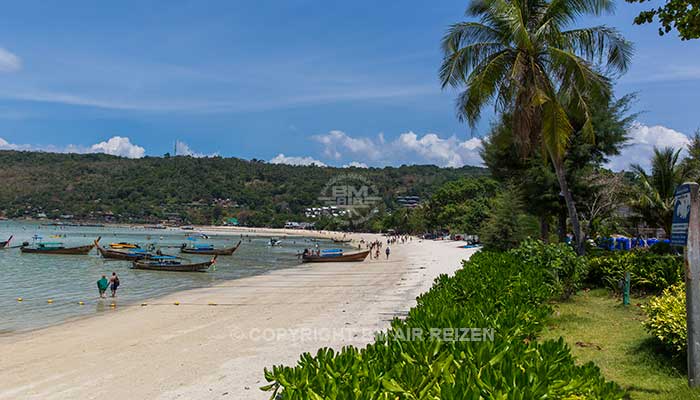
[0,232,476,400]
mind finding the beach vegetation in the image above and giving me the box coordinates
[643,282,688,355]
[263,246,624,398]
[586,251,684,294]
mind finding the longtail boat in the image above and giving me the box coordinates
[0,235,12,248]
[109,242,140,249]
[132,255,217,272]
[95,238,152,261]
[20,240,95,255]
[180,240,241,255]
[301,249,370,263]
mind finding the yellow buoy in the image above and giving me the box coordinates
[174,301,180,306]
[78,301,84,305]
[208,302,217,306]
[16,297,22,302]
[110,303,116,308]
[47,299,53,304]
[140,303,147,306]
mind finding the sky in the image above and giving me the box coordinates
[0,0,697,171]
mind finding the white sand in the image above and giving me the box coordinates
[0,234,477,400]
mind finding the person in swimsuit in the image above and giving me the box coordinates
[109,272,120,297]
[97,275,109,298]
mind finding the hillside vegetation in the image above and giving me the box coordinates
[0,150,487,226]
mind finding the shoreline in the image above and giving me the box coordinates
[0,233,475,399]
[0,226,367,337]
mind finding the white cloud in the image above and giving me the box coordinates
[174,140,217,158]
[607,122,690,171]
[269,153,326,167]
[0,48,21,72]
[90,136,145,158]
[0,136,146,158]
[312,129,484,168]
[312,130,381,160]
[343,161,369,168]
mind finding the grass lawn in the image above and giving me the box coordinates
[541,288,700,400]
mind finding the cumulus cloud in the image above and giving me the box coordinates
[90,136,145,158]
[312,130,381,160]
[0,48,21,72]
[312,129,484,168]
[174,140,217,158]
[0,136,146,158]
[607,122,690,171]
[269,153,326,167]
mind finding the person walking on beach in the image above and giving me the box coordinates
[109,272,120,297]
[385,246,391,259]
[97,275,109,298]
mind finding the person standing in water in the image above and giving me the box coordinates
[97,275,109,298]
[109,272,120,297]
[385,246,391,259]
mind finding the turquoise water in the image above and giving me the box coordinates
[0,221,335,333]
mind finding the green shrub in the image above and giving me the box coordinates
[262,250,624,398]
[643,283,687,355]
[586,251,683,293]
[511,239,588,299]
[649,241,675,255]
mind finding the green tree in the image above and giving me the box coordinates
[440,0,633,254]
[480,186,537,251]
[626,0,700,40]
[630,147,689,235]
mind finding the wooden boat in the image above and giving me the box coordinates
[95,238,152,261]
[20,240,95,255]
[301,250,370,263]
[180,240,241,255]
[0,235,12,248]
[109,242,140,249]
[132,255,217,272]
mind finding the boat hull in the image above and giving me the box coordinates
[97,246,150,261]
[131,258,215,272]
[20,244,95,255]
[301,250,370,263]
[180,241,241,255]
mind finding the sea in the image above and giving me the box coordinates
[0,220,342,333]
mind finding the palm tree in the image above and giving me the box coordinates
[440,0,632,254]
[631,147,688,236]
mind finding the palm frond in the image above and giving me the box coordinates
[541,99,573,161]
[561,26,633,74]
[455,50,514,125]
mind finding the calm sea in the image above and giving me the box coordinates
[0,220,339,333]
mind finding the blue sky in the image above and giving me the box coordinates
[0,0,697,170]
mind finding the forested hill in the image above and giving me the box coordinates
[0,151,488,227]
